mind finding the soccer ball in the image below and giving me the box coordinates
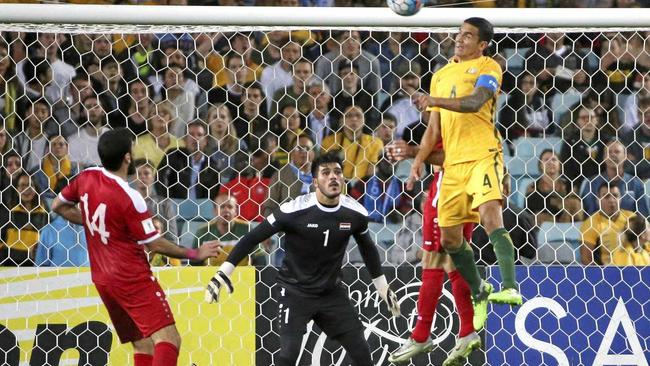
[387,0,423,16]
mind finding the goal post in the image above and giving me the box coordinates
[0,4,649,366]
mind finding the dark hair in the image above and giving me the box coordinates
[98,128,133,171]
[597,181,620,197]
[311,152,343,177]
[187,119,208,135]
[134,158,153,170]
[625,215,647,245]
[244,81,266,98]
[464,17,494,44]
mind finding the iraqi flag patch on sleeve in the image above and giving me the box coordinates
[339,223,351,231]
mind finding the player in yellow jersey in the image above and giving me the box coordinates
[408,17,523,335]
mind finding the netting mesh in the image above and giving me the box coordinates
[0,22,649,366]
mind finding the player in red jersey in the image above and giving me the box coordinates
[386,140,479,366]
[52,128,221,366]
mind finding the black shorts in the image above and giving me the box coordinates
[276,284,363,339]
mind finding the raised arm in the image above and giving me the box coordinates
[414,86,495,114]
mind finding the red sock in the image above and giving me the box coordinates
[411,268,445,343]
[449,270,474,338]
[134,353,153,366]
[152,342,179,366]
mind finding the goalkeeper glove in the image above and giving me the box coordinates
[373,275,401,317]
[205,270,234,304]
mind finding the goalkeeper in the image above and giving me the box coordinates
[205,153,400,366]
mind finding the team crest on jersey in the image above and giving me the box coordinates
[467,67,478,74]
[339,223,351,231]
[141,218,156,234]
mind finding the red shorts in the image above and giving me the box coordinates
[422,171,475,252]
[95,276,176,343]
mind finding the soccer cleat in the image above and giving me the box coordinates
[472,281,493,331]
[388,337,434,364]
[442,332,481,366]
[488,288,523,306]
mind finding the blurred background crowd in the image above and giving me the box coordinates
[0,0,649,269]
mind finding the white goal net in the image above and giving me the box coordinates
[0,5,649,366]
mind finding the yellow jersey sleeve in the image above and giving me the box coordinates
[426,72,440,113]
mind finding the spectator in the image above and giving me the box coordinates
[613,215,650,266]
[0,151,22,240]
[21,57,56,103]
[68,95,110,167]
[133,102,185,168]
[219,149,271,222]
[146,216,182,267]
[118,79,151,135]
[622,96,650,180]
[14,100,51,172]
[580,140,649,217]
[133,160,178,241]
[233,82,270,151]
[160,65,196,137]
[260,39,302,113]
[54,72,94,129]
[150,46,201,104]
[321,105,384,181]
[580,182,636,265]
[270,57,313,118]
[272,104,305,166]
[96,58,127,123]
[382,62,422,138]
[473,199,538,266]
[372,32,418,95]
[558,192,587,223]
[560,106,608,190]
[374,114,398,180]
[0,173,48,266]
[128,33,157,81]
[191,194,267,266]
[332,60,377,129]
[499,72,554,140]
[0,126,10,155]
[525,32,591,96]
[156,120,220,199]
[207,51,249,119]
[306,78,336,150]
[33,135,79,199]
[315,30,381,101]
[214,32,262,89]
[205,104,248,183]
[35,212,89,267]
[525,149,571,224]
[0,41,26,132]
[264,134,315,217]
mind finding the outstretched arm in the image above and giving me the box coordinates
[206,220,280,303]
[414,86,495,114]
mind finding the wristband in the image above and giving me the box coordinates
[185,248,199,260]
[372,275,389,291]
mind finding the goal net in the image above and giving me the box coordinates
[0,4,649,366]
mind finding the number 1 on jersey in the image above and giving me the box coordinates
[80,193,110,245]
[322,229,330,247]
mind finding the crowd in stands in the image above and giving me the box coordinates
[1,2,650,268]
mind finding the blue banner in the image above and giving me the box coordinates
[486,266,650,366]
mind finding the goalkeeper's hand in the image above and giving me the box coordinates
[205,270,234,304]
[373,275,401,317]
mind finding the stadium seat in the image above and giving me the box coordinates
[178,220,209,248]
[505,155,526,178]
[512,176,534,209]
[503,47,530,74]
[513,137,563,177]
[550,89,582,124]
[536,221,583,264]
[174,198,214,221]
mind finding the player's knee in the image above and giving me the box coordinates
[479,201,504,232]
[440,236,462,252]
[132,338,154,355]
[421,250,444,269]
[152,325,181,349]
